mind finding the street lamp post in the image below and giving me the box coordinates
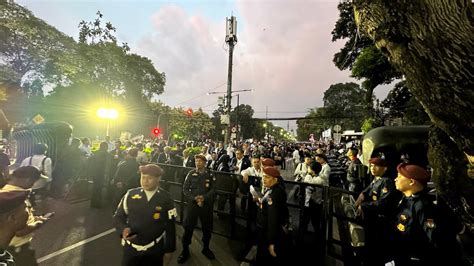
[97,108,118,137]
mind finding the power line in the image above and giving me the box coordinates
[174,82,227,106]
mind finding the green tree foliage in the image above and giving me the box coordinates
[0,1,75,123]
[381,81,430,125]
[331,0,373,71]
[168,108,214,141]
[0,3,166,137]
[231,104,262,140]
[332,1,400,115]
[296,108,332,141]
[323,82,365,130]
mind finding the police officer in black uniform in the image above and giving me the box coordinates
[355,157,401,265]
[178,154,216,264]
[0,190,30,266]
[391,163,439,265]
[114,164,176,266]
[254,166,289,265]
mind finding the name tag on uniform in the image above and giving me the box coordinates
[168,208,178,219]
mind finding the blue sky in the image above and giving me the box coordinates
[16,0,392,134]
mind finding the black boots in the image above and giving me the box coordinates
[178,246,215,263]
[177,248,190,264]
[201,247,215,260]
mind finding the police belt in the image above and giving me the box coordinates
[121,232,166,252]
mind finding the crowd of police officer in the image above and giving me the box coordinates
[0,139,469,266]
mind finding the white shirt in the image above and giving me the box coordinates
[234,158,243,174]
[20,154,52,180]
[80,145,92,157]
[292,150,300,161]
[241,166,263,178]
[294,162,310,181]
[303,163,330,206]
[304,163,330,186]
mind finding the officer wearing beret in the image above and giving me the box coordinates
[391,163,439,265]
[0,190,30,266]
[354,157,401,265]
[178,154,216,264]
[114,164,177,266]
[254,166,289,265]
[1,166,51,266]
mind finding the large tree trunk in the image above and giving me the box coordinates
[353,0,474,230]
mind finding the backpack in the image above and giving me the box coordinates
[29,156,48,175]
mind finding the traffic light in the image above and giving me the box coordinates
[185,108,193,117]
[152,127,161,136]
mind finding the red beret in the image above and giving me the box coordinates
[139,164,163,177]
[369,157,388,167]
[397,163,430,184]
[261,158,275,167]
[0,191,29,214]
[263,166,280,177]
[194,154,207,162]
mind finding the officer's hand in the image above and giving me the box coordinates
[242,174,249,184]
[355,193,364,207]
[122,228,137,240]
[268,244,277,257]
[355,206,364,219]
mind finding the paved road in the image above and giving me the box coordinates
[32,197,243,266]
[28,161,342,266]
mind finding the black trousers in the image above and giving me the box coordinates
[90,179,104,208]
[182,202,213,248]
[122,243,164,266]
[362,218,393,266]
[255,228,286,266]
[301,200,322,234]
[217,193,236,216]
[245,199,258,247]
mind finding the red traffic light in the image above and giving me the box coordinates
[152,127,161,136]
[186,108,193,117]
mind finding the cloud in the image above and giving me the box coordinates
[136,1,357,129]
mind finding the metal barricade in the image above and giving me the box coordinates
[155,163,365,265]
[11,122,73,166]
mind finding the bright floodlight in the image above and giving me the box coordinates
[97,108,118,119]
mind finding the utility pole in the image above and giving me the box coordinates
[224,15,237,145]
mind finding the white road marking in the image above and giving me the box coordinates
[37,228,116,263]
